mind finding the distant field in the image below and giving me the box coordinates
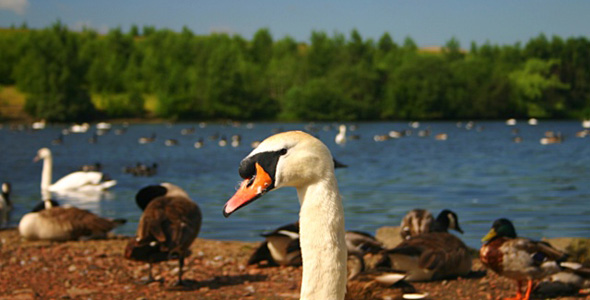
[0,85,157,121]
[0,85,28,120]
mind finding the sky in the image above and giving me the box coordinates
[1,0,589,47]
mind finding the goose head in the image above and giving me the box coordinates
[224,131,334,217]
[135,182,190,210]
[34,148,52,162]
[435,209,464,234]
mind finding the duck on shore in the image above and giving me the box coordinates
[400,208,463,240]
[480,218,568,300]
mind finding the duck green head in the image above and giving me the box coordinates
[481,218,517,242]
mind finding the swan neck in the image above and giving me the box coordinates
[41,155,52,191]
[297,177,347,300]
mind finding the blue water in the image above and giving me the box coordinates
[1,121,589,249]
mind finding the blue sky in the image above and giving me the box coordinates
[1,0,589,47]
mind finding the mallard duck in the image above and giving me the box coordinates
[400,209,463,240]
[125,183,202,286]
[480,218,568,300]
[376,231,471,281]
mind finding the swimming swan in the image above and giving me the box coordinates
[35,148,117,193]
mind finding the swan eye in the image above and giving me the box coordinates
[279,148,287,155]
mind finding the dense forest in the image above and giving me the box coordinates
[1,22,589,122]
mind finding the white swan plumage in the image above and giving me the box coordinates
[335,124,347,145]
[224,131,347,300]
[35,148,117,193]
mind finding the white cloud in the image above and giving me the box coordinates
[0,0,28,15]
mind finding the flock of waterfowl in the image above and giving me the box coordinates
[1,120,590,299]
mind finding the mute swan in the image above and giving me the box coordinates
[18,198,126,241]
[224,131,347,299]
[480,218,567,300]
[35,148,117,193]
[125,183,202,286]
[335,124,347,145]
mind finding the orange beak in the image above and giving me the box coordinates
[224,163,273,217]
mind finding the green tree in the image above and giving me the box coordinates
[509,58,569,117]
[15,22,95,122]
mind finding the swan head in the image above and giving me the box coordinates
[224,131,334,217]
[34,148,52,162]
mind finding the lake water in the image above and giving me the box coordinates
[1,120,589,249]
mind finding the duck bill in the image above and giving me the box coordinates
[481,228,497,242]
[223,163,273,217]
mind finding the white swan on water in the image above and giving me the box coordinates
[35,148,117,193]
[224,131,347,300]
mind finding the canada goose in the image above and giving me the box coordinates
[247,222,302,267]
[35,148,117,193]
[434,133,447,141]
[88,132,98,144]
[180,127,195,135]
[400,209,463,240]
[533,262,590,297]
[540,132,563,145]
[231,134,241,148]
[164,139,178,146]
[480,218,568,300]
[248,223,383,280]
[374,134,390,142]
[125,183,202,286]
[138,133,156,144]
[224,131,347,299]
[114,128,127,135]
[123,163,158,177]
[31,199,60,212]
[335,124,347,145]
[80,162,102,172]
[194,138,204,149]
[218,136,227,147]
[0,182,12,227]
[376,231,472,281]
[51,134,64,145]
[18,198,126,241]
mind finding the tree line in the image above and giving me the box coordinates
[1,21,589,122]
